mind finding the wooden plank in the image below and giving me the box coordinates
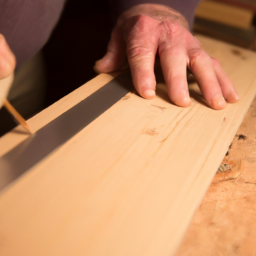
[0,72,120,156]
[193,17,256,49]
[195,0,254,29]
[176,95,256,256]
[213,0,256,14]
[0,36,256,256]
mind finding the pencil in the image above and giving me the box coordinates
[4,100,32,134]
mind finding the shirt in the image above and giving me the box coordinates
[0,0,200,67]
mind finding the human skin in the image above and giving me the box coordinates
[0,34,16,108]
[95,4,239,110]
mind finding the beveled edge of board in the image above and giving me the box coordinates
[0,72,121,157]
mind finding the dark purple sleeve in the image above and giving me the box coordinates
[109,0,201,29]
[0,0,65,68]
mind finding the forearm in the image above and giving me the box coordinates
[109,0,201,29]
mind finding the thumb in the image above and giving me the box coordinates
[94,27,126,73]
[0,34,16,80]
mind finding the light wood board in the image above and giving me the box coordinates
[195,0,254,29]
[0,36,256,256]
[176,95,256,255]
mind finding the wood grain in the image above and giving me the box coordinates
[176,95,256,256]
[0,36,256,256]
[196,0,254,29]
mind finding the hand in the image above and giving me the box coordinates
[94,4,239,110]
[0,34,16,108]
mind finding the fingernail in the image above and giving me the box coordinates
[231,87,239,101]
[183,96,191,106]
[211,95,226,109]
[95,58,101,63]
[93,59,102,72]
[94,58,103,66]
[181,90,191,106]
[143,89,155,98]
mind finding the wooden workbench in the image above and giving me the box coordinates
[1,36,256,255]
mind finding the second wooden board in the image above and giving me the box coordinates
[195,0,254,29]
[0,36,256,256]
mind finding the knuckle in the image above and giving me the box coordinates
[127,46,154,70]
[169,46,184,56]
[158,44,184,59]
[127,45,153,60]
[166,19,182,33]
[125,15,155,37]
[188,49,209,70]
[158,20,187,50]
[124,15,157,45]
[211,58,220,69]
[135,15,153,31]
[159,19,183,38]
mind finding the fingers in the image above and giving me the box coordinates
[101,12,238,110]
[127,43,157,99]
[188,49,227,110]
[0,34,15,109]
[126,16,158,99]
[159,46,191,107]
[0,34,16,79]
[211,57,239,103]
[94,27,126,73]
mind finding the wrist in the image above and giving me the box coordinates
[117,4,189,30]
[110,0,200,30]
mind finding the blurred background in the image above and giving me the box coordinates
[0,0,256,136]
